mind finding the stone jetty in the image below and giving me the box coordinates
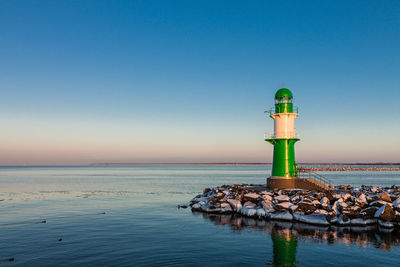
[190,184,400,228]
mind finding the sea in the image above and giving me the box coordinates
[1,165,400,266]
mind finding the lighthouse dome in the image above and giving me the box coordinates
[275,88,293,100]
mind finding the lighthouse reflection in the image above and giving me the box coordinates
[193,212,400,266]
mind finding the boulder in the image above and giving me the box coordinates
[243,193,259,202]
[360,207,379,219]
[261,200,275,213]
[274,195,290,203]
[320,197,330,210]
[377,192,392,202]
[275,201,292,211]
[354,193,367,208]
[374,205,395,221]
[297,201,316,214]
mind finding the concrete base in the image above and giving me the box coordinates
[267,177,297,190]
[267,176,329,191]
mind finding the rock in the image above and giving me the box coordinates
[341,206,361,219]
[374,205,395,221]
[243,201,256,208]
[354,193,367,208]
[297,201,316,214]
[274,202,292,211]
[289,204,298,213]
[261,200,275,213]
[360,207,379,219]
[320,197,330,209]
[376,192,392,202]
[261,194,272,201]
[274,195,290,202]
[243,193,259,202]
[203,188,211,194]
[313,209,329,215]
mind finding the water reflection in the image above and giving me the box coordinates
[193,212,400,266]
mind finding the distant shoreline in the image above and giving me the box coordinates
[89,162,400,166]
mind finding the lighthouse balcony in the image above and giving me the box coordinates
[264,131,300,139]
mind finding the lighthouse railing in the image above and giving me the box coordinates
[297,168,334,189]
[264,132,300,139]
[264,106,299,115]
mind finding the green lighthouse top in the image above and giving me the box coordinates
[274,88,294,113]
[275,88,293,100]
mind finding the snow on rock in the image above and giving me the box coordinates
[274,195,290,202]
[392,197,400,210]
[191,183,400,228]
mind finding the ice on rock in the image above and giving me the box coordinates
[243,201,256,208]
[241,204,257,217]
[256,208,266,218]
[337,215,350,225]
[220,202,232,213]
[227,199,242,212]
[293,213,329,225]
[274,195,290,202]
[350,218,377,225]
[378,220,395,228]
[270,211,293,221]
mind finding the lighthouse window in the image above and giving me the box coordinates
[275,98,292,104]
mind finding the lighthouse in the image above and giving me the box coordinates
[265,88,300,189]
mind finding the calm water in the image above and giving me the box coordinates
[1,165,400,266]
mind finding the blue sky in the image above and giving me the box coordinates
[0,0,399,164]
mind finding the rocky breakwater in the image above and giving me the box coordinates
[190,184,400,228]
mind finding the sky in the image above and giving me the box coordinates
[0,0,399,165]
